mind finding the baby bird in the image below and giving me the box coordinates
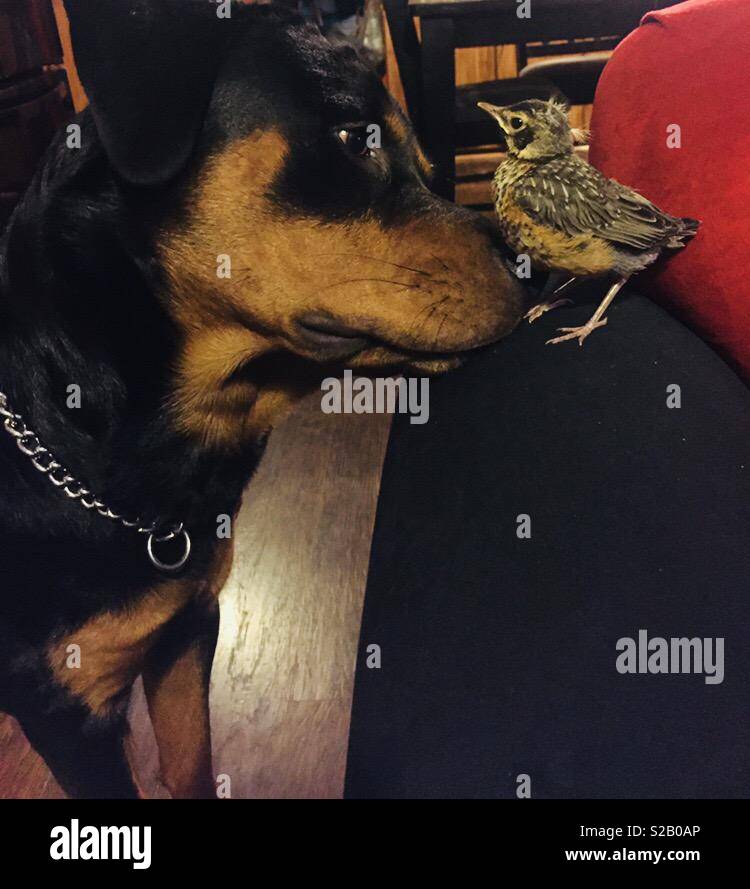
[478,98,699,345]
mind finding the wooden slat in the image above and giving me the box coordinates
[455,177,493,207]
[495,43,517,78]
[0,714,65,799]
[203,398,390,799]
[455,46,496,85]
[50,0,87,112]
[383,10,408,111]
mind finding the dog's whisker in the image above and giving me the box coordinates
[278,278,421,315]
[406,295,451,342]
[316,254,433,277]
[404,300,437,337]
[433,313,449,351]
[319,277,420,291]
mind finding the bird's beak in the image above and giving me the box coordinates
[477,101,507,130]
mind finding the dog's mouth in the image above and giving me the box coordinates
[292,310,506,371]
[294,313,371,360]
[227,320,506,419]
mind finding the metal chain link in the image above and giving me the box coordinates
[0,390,191,571]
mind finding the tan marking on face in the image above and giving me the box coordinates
[169,326,265,448]
[385,110,432,181]
[500,198,615,276]
[159,129,521,451]
[47,541,234,716]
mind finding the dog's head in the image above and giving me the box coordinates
[65,0,522,449]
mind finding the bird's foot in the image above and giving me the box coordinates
[546,317,607,346]
[524,298,572,324]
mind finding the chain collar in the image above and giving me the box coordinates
[0,390,190,572]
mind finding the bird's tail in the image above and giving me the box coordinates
[667,217,700,248]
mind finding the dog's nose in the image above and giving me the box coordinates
[294,312,370,359]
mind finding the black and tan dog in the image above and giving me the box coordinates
[0,0,521,798]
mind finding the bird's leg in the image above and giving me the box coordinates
[524,276,578,323]
[553,275,580,297]
[546,275,629,346]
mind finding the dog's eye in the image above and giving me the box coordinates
[337,127,373,158]
[509,116,525,131]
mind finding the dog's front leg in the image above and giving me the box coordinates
[13,693,141,799]
[142,598,219,799]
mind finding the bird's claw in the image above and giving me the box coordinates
[524,298,572,324]
[546,318,607,346]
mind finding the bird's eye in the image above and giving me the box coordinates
[509,116,525,131]
[336,127,373,158]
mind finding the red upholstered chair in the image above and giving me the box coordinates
[589,0,750,383]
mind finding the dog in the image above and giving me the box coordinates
[0,0,522,798]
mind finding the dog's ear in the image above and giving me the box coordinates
[65,0,228,186]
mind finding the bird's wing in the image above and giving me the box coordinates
[513,155,682,251]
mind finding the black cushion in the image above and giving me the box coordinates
[345,287,750,799]
[519,53,609,106]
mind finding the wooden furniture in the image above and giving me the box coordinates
[0,0,73,229]
[518,51,611,106]
[515,32,620,70]
[407,0,684,198]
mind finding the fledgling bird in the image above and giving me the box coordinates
[478,98,700,345]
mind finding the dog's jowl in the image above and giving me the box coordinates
[0,0,521,798]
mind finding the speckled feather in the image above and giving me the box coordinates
[493,152,699,275]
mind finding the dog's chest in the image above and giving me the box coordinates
[45,535,234,716]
